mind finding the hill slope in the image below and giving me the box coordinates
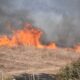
[0,46,80,75]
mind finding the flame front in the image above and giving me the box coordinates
[0,23,57,49]
[74,44,80,53]
[0,22,80,53]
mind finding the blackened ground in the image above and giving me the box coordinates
[13,73,56,80]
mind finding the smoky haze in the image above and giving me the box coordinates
[0,0,80,47]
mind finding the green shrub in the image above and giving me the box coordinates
[56,59,80,80]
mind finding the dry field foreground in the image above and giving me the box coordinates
[0,46,80,75]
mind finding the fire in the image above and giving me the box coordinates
[0,35,17,47]
[0,22,80,53]
[0,22,57,49]
[74,44,80,53]
[46,43,57,49]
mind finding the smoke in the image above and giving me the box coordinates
[0,0,34,34]
[0,0,80,47]
[56,15,80,47]
[31,11,80,47]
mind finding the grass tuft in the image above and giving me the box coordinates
[56,59,80,80]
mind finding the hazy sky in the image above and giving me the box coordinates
[0,0,80,47]
[0,0,80,15]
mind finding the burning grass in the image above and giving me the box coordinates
[0,22,80,53]
[0,22,80,79]
[0,23,57,49]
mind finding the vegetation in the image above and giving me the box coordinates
[1,59,80,80]
[56,59,80,80]
[0,75,13,80]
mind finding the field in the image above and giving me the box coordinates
[0,46,80,76]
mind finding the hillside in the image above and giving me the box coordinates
[0,46,80,76]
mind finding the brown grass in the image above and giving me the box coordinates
[0,46,80,75]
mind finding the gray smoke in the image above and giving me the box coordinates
[31,12,80,47]
[0,0,80,47]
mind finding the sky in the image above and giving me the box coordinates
[0,0,80,47]
[0,0,80,14]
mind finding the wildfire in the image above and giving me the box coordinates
[74,44,80,53]
[0,22,80,53]
[0,22,57,49]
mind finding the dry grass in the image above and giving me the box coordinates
[0,46,80,76]
[56,59,80,80]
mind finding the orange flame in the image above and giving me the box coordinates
[74,44,80,53]
[0,22,57,49]
[0,22,80,53]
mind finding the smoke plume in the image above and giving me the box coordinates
[0,0,80,47]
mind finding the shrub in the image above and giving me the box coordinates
[56,59,80,80]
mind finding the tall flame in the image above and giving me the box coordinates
[0,22,57,49]
[0,22,80,53]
